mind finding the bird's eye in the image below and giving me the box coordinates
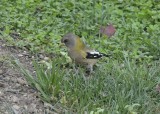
[64,39,68,43]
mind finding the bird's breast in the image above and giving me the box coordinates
[68,49,97,65]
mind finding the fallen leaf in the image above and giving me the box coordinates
[156,84,160,93]
[100,24,116,38]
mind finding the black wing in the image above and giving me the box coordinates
[86,51,109,59]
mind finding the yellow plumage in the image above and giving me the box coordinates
[61,33,106,73]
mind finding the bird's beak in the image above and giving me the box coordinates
[60,38,65,47]
[61,38,64,43]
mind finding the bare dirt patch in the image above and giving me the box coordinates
[0,40,48,114]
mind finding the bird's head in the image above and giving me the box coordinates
[61,33,77,48]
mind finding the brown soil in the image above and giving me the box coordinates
[0,40,50,114]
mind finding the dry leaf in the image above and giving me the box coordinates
[100,24,116,38]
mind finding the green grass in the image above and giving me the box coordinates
[1,0,160,113]
[0,0,160,60]
[14,57,160,113]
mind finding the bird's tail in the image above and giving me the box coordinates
[101,53,111,57]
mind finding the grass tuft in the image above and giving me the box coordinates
[13,57,160,113]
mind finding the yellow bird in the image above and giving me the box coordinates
[61,33,108,73]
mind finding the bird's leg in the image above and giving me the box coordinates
[72,62,79,74]
[86,64,93,74]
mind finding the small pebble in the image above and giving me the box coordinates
[13,104,20,110]
[12,96,19,103]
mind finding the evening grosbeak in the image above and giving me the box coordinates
[61,33,109,73]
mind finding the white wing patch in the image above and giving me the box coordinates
[89,51,100,55]
[86,51,106,59]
